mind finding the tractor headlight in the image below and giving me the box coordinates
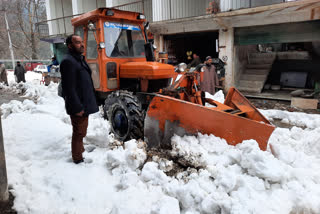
[99,42,106,49]
[178,63,187,72]
[138,14,146,20]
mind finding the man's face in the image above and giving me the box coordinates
[193,54,197,59]
[207,59,212,64]
[69,35,84,54]
[17,63,20,66]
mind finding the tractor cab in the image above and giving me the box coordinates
[71,8,175,101]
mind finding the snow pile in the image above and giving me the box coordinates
[269,126,320,159]
[205,90,225,104]
[106,140,147,172]
[105,141,180,214]
[1,78,179,213]
[1,81,66,121]
[2,74,320,214]
[6,70,42,84]
[261,109,320,129]
[168,134,320,213]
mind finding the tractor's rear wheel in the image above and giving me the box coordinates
[104,91,144,141]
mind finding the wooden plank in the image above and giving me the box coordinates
[291,97,318,109]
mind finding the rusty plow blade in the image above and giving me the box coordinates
[144,88,275,151]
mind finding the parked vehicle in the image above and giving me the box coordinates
[34,65,48,73]
[24,62,43,72]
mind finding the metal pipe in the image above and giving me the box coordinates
[0,59,51,62]
[36,13,85,25]
[4,12,15,71]
[169,0,172,20]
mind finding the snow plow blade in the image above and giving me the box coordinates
[144,87,275,151]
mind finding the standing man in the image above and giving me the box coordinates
[0,62,8,86]
[60,34,98,164]
[187,53,201,68]
[14,61,26,83]
[201,56,219,95]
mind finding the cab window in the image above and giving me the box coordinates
[104,22,145,58]
[74,26,84,40]
[87,30,98,59]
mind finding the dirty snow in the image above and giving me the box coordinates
[1,72,320,214]
[261,109,320,129]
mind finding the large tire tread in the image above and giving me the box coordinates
[104,90,144,141]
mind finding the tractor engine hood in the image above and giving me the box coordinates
[120,62,175,79]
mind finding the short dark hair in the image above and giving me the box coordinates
[66,34,77,47]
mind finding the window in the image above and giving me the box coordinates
[74,26,84,40]
[87,30,98,59]
[104,22,145,58]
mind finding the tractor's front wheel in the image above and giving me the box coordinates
[104,91,144,141]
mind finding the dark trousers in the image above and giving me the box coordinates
[70,115,88,162]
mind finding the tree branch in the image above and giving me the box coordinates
[12,43,31,60]
[17,0,32,43]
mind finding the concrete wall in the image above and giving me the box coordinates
[46,0,108,36]
[251,0,284,8]
[73,0,106,14]
[111,0,153,21]
[45,0,53,35]
[46,0,73,36]
[218,28,234,90]
[220,0,250,12]
[220,0,285,12]
[153,0,212,22]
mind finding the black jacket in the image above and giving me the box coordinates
[60,51,99,115]
[14,65,26,83]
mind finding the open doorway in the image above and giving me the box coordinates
[164,31,219,65]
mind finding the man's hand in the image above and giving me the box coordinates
[76,110,85,117]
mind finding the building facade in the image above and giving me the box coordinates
[42,0,320,96]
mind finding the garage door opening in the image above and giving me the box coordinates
[234,21,320,102]
[164,31,219,65]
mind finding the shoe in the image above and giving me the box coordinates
[73,159,84,164]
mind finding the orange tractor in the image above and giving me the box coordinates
[71,8,275,151]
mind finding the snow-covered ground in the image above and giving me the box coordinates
[1,72,320,214]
